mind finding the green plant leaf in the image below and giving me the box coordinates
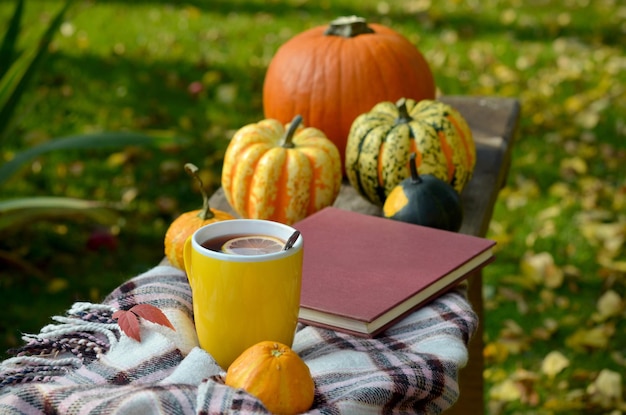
[0,0,24,80]
[0,46,34,112]
[0,0,73,141]
[0,131,182,186]
[0,196,119,232]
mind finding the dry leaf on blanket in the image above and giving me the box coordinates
[113,304,175,342]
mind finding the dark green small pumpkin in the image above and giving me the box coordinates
[383,153,463,232]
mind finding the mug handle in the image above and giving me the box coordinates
[183,235,194,287]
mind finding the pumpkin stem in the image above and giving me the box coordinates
[271,348,284,358]
[409,153,423,185]
[324,16,375,38]
[395,98,414,125]
[280,115,303,149]
[184,162,215,220]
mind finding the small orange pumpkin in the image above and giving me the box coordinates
[263,16,436,171]
[221,115,342,225]
[225,341,315,415]
[164,163,234,269]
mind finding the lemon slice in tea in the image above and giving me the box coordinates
[221,235,285,255]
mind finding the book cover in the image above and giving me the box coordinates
[293,207,495,337]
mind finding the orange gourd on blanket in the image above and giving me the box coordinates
[164,163,234,269]
[225,341,315,415]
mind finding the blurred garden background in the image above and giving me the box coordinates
[0,0,624,413]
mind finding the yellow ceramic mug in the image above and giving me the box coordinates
[183,219,303,369]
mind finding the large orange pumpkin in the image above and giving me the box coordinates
[164,163,234,269]
[263,16,436,171]
[225,341,315,415]
[221,115,342,225]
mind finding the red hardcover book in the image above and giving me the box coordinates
[293,207,495,337]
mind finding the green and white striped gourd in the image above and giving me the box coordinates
[345,98,475,206]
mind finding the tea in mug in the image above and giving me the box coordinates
[201,234,286,255]
[184,219,303,369]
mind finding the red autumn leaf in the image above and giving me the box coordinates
[112,309,141,341]
[129,304,175,331]
[112,304,175,342]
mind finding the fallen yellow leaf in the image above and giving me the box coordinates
[587,369,623,408]
[520,251,564,288]
[560,156,588,176]
[490,379,521,402]
[593,290,623,322]
[484,341,509,364]
[566,323,615,351]
[541,350,570,379]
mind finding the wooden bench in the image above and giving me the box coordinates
[209,95,521,413]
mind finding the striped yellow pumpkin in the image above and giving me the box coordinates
[221,115,342,225]
[345,98,475,206]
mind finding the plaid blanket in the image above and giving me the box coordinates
[0,265,478,414]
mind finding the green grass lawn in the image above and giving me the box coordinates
[0,1,624,413]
